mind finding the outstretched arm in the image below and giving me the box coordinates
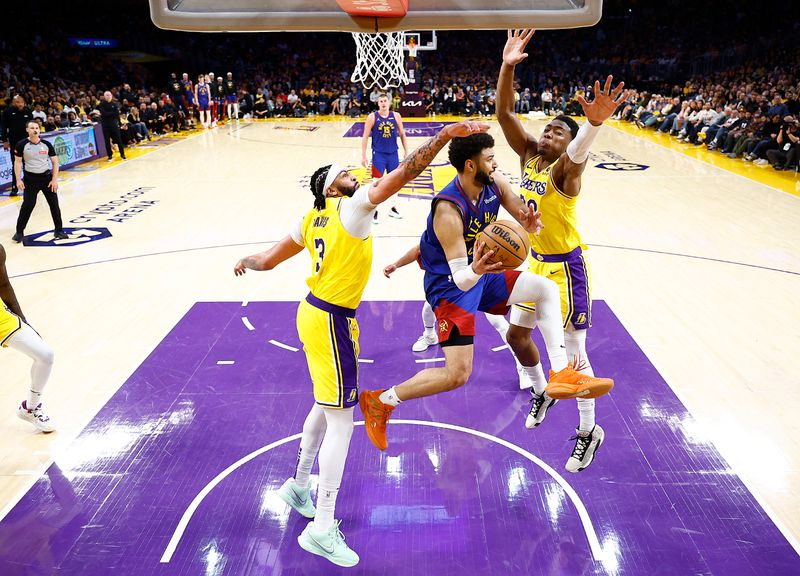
[383,244,421,278]
[234,236,304,275]
[0,245,25,320]
[556,75,628,197]
[497,29,538,163]
[496,175,543,234]
[367,120,489,206]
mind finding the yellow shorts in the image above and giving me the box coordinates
[0,304,22,348]
[296,297,360,409]
[513,249,592,330]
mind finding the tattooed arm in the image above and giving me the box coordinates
[234,235,304,276]
[367,119,490,206]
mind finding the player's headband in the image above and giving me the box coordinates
[322,164,344,194]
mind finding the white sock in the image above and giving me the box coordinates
[378,386,402,406]
[508,273,568,371]
[484,312,509,336]
[294,403,327,488]
[314,407,354,531]
[422,302,436,337]
[578,398,596,432]
[566,329,596,431]
[6,322,54,406]
[26,390,43,410]
[523,364,548,395]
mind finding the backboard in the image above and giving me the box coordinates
[148,0,603,33]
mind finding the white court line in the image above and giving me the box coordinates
[241,301,248,307]
[0,302,193,525]
[614,308,800,558]
[160,419,603,564]
[357,359,374,364]
[491,344,510,352]
[268,339,299,352]
[241,317,255,331]
[216,361,235,365]
[13,470,39,476]
[415,357,445,363]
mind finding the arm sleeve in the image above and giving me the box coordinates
[339,183,377,239]
[13,140,25,157]
[288,217,304,246]
[44,140,56,157]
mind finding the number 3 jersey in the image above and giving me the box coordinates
[290,183,375,310]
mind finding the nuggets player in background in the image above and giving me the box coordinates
[194,74,211,129]
[233,119,488,568]
[359,133,613,453]
[498,29,627,472]
[361,93,409,223]
[0,244,56,433]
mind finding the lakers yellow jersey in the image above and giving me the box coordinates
[518,155,583,255]
[300,197,373,310]
[0,299,22,347]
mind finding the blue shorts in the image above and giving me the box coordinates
[197,98,210,111]
[424,270,521,343]
[226,95,238,103]
[371,151,400,177]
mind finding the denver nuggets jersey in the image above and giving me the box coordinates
[519,155,583,255]
[420,176,503,275]
[371,112,399,154]
[300,198,373,310]
[197,84,209,100]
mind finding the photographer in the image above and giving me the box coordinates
[766,119,799,171]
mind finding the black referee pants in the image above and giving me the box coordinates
[8,148,18,194]
[16,172,63,234]
[102,122,126,159]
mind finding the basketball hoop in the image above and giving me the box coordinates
[350,31,409,90]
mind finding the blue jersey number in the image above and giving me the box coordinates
[314,238,325,273]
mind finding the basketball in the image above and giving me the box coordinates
[477,220,530,270]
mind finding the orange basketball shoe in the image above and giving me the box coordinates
[545,361,614,399]
[359,389,394,451]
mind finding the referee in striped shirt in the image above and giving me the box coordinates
[12,121,67,243]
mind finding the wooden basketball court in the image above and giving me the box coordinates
[1,115,799,573]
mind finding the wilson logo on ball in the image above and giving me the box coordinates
[489,225,521,252]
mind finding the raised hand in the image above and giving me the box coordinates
[503,29,535,66]
[518,204,544,235]
[447,120,491,138]
[577,75,629,126]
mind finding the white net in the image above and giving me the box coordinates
[350,32,409,90]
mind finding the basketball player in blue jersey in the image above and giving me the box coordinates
[383,243,522,376]
[194,74,211,129]
[233,119,488,568]
[359,133,613,452]
[0,244,55,433]
[361,93,408,223]
[498,29,627,472]
[180,73,194,126]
